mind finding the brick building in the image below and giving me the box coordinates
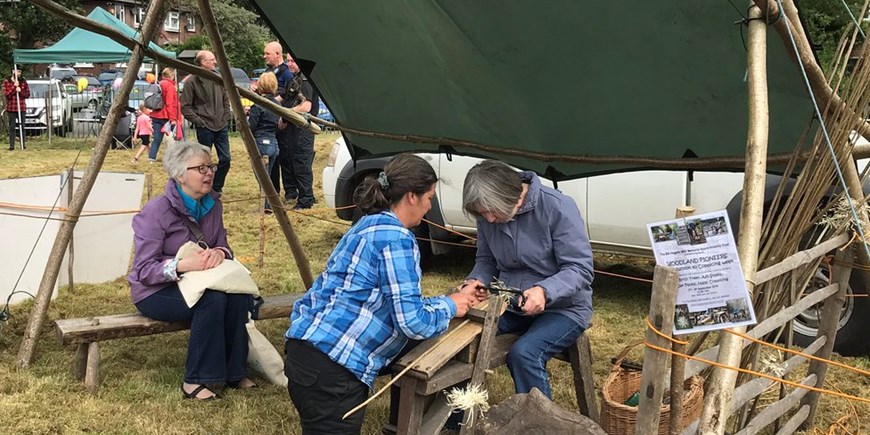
[78,1,199,47]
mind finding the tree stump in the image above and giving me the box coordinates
[475,388,606,435]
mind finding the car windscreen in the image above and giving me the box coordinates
[27,83,62,98]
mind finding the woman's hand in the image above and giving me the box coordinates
[177,248,225,272]
[521,286,547,316]
[457,279,488,302]
[448,293,477,318]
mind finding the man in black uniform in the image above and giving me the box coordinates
[282,54,320,210]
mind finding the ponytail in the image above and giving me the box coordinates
[355,154,437,215]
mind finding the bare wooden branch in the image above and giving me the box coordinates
[754,232,849,284]
[635,265,679,435]
[772,404,809,435]
[733,374,815,435]
[16,0,166,368]
[698,6,769,433]
[682,283,837,383]
[195,0,314,288]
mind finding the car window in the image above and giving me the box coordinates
[28,83,62,98]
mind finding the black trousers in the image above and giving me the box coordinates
[285,339,369,435]
[270,128,296,200]
[288,126,315,207]
[7,111,25,149]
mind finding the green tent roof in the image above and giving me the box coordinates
[251,1,817,179]
[14,7,176,65]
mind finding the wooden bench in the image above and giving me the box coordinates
[54,293,301,393]
[391,302,598,435]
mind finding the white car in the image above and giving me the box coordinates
[24,79,74,137]
[323,136,870,356]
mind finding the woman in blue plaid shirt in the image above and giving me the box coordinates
[284,153,477,434]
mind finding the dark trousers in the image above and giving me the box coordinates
[8,111,25,150]
[257,138,279,209]
[148,118,170,160]
[136,285,250,384]
[195,126,231,193]
[270,128,296,200]
[285,339,369,435]
[288,126,315,208]
[498,311,585,399]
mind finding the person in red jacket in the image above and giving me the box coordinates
[3,68,30,150]
[147,67,180,162]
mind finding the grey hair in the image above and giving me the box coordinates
[163,141,212,179]
[462,160,522,220]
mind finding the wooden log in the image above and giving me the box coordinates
[698,5,768,433]
[569,333,598,421]
[475,388,607,435]
[84,341,100,393]
[733,375,815,435]
[460,296,503,435]
[396,377,425,435]
[772,405,809,435]
[754,232,849,284]
[799,249,852,429]
[73,343,88,381]
[670,206,694,435]
[66,167,74,292]
[196,0,314,289]
[419,391,454,435]
[16,0,167,369]
[681,283,837,385]
[635,265,679,435]
[258,156,268,268]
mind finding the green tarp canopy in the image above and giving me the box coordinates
[251,1,817,179]
[14,7,176,65]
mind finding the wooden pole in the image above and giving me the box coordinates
[459,296,504,435]
[798,249,852,429]
[669,206,694,435]
[66,168,74,292]
[697,5,768,434]
[195,0,314,288]
[634,265,679,435]
[15,0,167,368]
[258,155,268,268]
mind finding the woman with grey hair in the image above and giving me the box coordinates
[458,159,594,399]
[128,141,256,401]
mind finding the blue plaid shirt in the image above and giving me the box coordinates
[286,211,457,387]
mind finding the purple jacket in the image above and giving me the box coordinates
[128,179,233,303]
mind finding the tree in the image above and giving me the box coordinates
[800,0,869,69]
[0,0,81,75]
[178,0,272,75]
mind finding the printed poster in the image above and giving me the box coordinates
[647,210,757,335]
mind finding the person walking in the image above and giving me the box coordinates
[131,107,154,163]
[148,67,180,162]
[180,51,232,195]
[3,68,30,150]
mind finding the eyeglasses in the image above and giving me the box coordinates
[187,164,218,174]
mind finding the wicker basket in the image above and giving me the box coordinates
[599,342,705,435]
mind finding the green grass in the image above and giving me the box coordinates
[0,133,867,434]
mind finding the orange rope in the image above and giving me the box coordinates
[646,318,870,379]
[643,340,870,405]
[421,217,478,241]
[722,328,870,377]
[645,317,689,345]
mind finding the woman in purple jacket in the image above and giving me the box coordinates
[128,141,255,401]
[458,160,594,399]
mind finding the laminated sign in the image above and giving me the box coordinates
[647,210,757,335]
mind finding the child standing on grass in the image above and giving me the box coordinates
[131,107,154,163]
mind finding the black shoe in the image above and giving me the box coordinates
[284,195,298,203]
[264,208,274,215]
[292,204,312,211]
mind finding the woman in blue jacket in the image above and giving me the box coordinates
[459,159,594,399]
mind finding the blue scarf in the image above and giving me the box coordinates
[175,184,215,222]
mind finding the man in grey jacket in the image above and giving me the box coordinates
[180,50,232,194]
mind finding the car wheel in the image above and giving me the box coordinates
[791,262,870,356]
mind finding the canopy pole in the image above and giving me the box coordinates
[16,0,167,368]
[697,5,768,434]
[12,63,25,149]
[195,0,314,288]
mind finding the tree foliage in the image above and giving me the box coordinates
[0,0,81,75]
[800,0,868,69]
[178,0,272,75]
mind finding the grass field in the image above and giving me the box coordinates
[0,132,867,434]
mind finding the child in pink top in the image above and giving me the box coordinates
[131,107,155,163]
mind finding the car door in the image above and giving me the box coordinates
[586,170,689,255]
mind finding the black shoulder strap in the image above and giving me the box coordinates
[164,196,205,244]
